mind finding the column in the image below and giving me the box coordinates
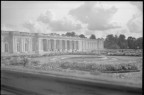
[74,41,76,51]
[69,40,72,51]
[65,40,67,51]
[50,39,54,51]
[56,40,58,51]
[28,38,30,52]
[54,39,56,51]
[78,40,82,51]
[15,37,18,53]
[47,39,49,51]
[30,38,32,53]
[76,41,77,50]
[83,40,87,51]
[75,41,77,51]
[72,40,74,51]
[81,40,83,51]
[20,38,22,53]
[40,39,43,51]
[21,38,24,53]
[59,40,61,51]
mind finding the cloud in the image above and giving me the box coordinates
[1,24,15,31]
[37,10,82,31]
[130,2,143,11]
[37,10,53,24]
[1,24,28,32]
[127,14,142,33]
[23,20,49,33]
[69,2,120,31]
[49,18,82,31]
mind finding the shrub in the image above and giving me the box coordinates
[1,58,10,65]
[60,61,139,73]
[30,60,40,66]
[7,57,31,67]
[21,57,31,67]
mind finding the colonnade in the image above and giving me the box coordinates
[39,38,79,52]
[81,39,104,51]
[13,37,32,53]
[1,31,104,55]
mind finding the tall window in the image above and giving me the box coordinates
[67,40,70,50]
[48,40,50,50]
[17,38,21,52]
[50,39,54,51]
[4,43,9,53]
[56,40,60,50]
[32,38,35,51]
[62,40,65,50]
[43,39,47,51]
[25,38,29,52]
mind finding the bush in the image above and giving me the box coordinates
[21,57,31,66]
[8,57,31,66]
[60,61,139,72]
[9,57,22,65]
[30,60,40,66]
[1,58,10,65]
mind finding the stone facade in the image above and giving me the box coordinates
[1,31,104,55]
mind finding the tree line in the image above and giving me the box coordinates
[62,32,143,49]
[62,32,96,39]
[104,34,143,49]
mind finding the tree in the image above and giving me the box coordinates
[79,34,86,38]
[65,32,76,37]
[135,37,143,49]
[104,34,120,49]
[127,36,136,49]
[89,34,96,39]
[118,34,128,49]
[104,34,142,49]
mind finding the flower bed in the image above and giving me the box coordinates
[1,56,40,67]
[60,62,139,73]
[1,54,141,74]
[106,49,142,56]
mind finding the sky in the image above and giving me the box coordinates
[1,1,143,38]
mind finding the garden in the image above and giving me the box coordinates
[1,49,142,85]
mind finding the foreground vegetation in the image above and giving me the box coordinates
[1,53,142,84]
[1,55,141,73]
[60,62,139,73]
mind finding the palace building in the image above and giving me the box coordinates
[1,31,104,55]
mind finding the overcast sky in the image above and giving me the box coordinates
[1,1,143,38]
